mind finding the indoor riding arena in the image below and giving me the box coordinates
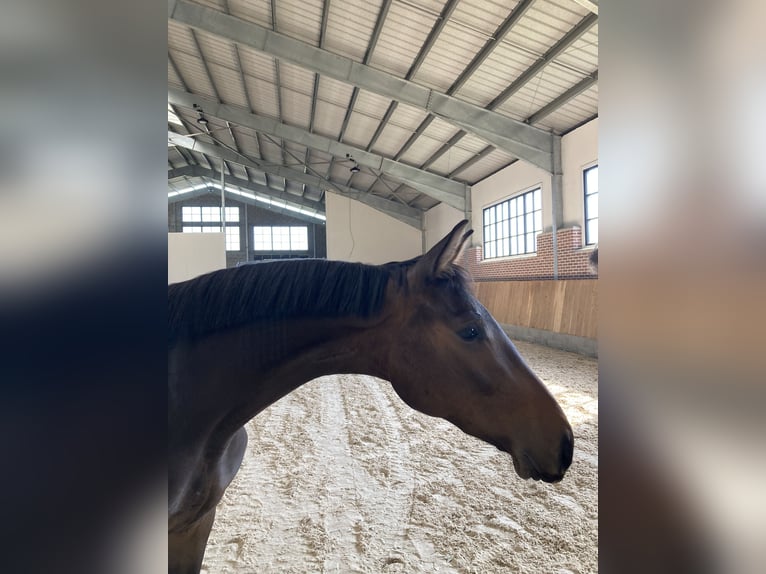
[168,0,599,572]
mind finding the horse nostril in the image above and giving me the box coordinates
[560,429,574,474]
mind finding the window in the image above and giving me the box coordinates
[181,206,240,251]
[483,187,542,259]
[584,165,598,245]
[252,226,309,252]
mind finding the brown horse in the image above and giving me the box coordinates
[168,220,573,573]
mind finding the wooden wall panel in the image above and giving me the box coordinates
[475,280,598,339]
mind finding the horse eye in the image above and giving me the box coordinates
[458,325,481,341]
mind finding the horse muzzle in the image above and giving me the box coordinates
[512,429,574,483]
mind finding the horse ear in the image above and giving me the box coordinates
[416,219,473,280]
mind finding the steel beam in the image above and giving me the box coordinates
[365,0,460,152]
[169,165,324,212]
[168,187,324,225]
[526,71,598,125]
[168,0,553,170]
[488,13,598,109]
[169,131,422,228]
[169,88,467,209]
[420,12,597,172]
[448,0,534,95]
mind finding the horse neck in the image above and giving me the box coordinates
[173,311,393,441]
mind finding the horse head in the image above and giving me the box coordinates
[381,220,573,483]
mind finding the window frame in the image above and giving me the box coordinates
[252,225,310,253]
[583,164,598,246]
[482,186,542,260]
[181,206,241,251]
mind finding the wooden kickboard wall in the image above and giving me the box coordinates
[474,280,598,340]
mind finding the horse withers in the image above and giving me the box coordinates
[168,220,573,573]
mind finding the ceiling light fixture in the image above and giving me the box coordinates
[350,165,360,173]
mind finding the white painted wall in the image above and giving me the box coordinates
[471,161,552,238]
[469,118,598,247]
[325,192,422,264]
[168,232,226,284]
[424,202,464,250]
[562,118,598,228]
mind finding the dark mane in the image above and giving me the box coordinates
[168,259,392,345]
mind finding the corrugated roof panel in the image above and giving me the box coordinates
[540,85,598,132]
[342,111,383,148]
[413,21,487,91]
[312,99,348,139]
[207,63,249,108]
[228,0,273,29]
[324,0,385,62]
[426,146,474,176]
[237,47,277,84]
[233,129,263,158]
[452,0,519,37]
[397,134,446,166]
[457,132,494,155]
[168,20,198,55]
[229,163,248,180]
[422,116,461,144]
[555,25,598,73]
[280,87,313,129]
[317,76,355,109]
[168,60,184,90]
[351,90,392,119]
[387,102,429,132]
[277,61,316,95]
[369,123,413,157]
[194,30,238,69]
[454,42,538,107]
[509,1,587,56]
[242,74,279,119]
[459,148,516,183]
[368,1,438,77]
[275,0,323,44]
[169,49,218,99]
[498,66,585,119]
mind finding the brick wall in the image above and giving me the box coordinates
[462,226,597,281]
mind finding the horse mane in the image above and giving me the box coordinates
[168,258,393,345]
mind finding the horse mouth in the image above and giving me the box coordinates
[520,452,564,483]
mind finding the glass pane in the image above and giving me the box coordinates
[587,193,598,219]
[510,218,517,237]
[272,227,291,250]
[484,209,490,226]
[489,208,495,224]
[225,206,240,223]
[510,236,518,255]
[526,213,534,232]
[534,189,541,210]
[510,199,517,218]
[202,226,220,233]
[182,226,199,233]
[586,166,598,194]
[526,232,535,253]
[253,227,272,250]
[290,227,308,251]
[500,237,509,257]
[501,220,508,239]
[535,210,542,232]
[182,207,192,221]
[525,192,533,212]
[226,227,240,251]
[587,219,599,244]
[501,201,508,220]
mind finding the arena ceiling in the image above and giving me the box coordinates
[167,0,598,227]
